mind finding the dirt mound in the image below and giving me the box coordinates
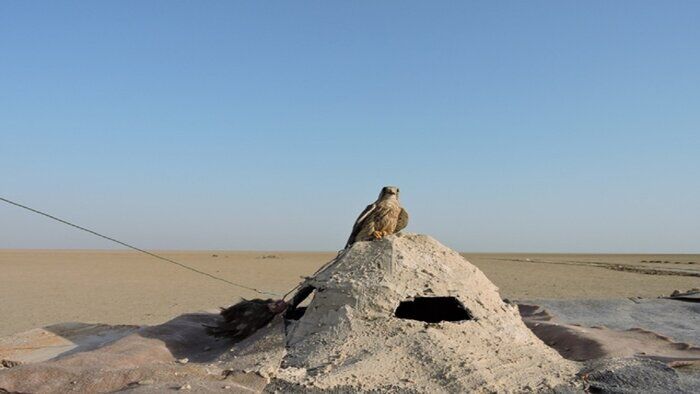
[275,234,579,391]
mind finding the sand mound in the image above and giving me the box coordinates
[273,233,578,391]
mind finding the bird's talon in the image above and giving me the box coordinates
[372,231,384,240]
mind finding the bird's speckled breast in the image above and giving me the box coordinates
[375,199,401,233]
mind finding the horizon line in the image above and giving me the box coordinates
[1,247,698,255]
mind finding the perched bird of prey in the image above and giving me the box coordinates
[345,186,409,248]
[207,187,408,341]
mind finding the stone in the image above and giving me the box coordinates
[581,357,693,393]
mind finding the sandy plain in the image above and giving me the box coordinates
[1,249,698,337]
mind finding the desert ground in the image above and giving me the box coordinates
[1,249,698,337]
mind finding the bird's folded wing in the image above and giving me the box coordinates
[396,207,409,232]
[346,203,376,247]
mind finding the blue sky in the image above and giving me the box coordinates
[1,2,699,252]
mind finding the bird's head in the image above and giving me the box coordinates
[379,186,400,200]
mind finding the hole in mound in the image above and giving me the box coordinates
[394,297,473,323]
[285,306,308,320]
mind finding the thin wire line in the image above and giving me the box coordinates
[0,196,280,297]
[282,248,348,300]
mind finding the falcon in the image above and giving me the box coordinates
[345,186,409,248]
